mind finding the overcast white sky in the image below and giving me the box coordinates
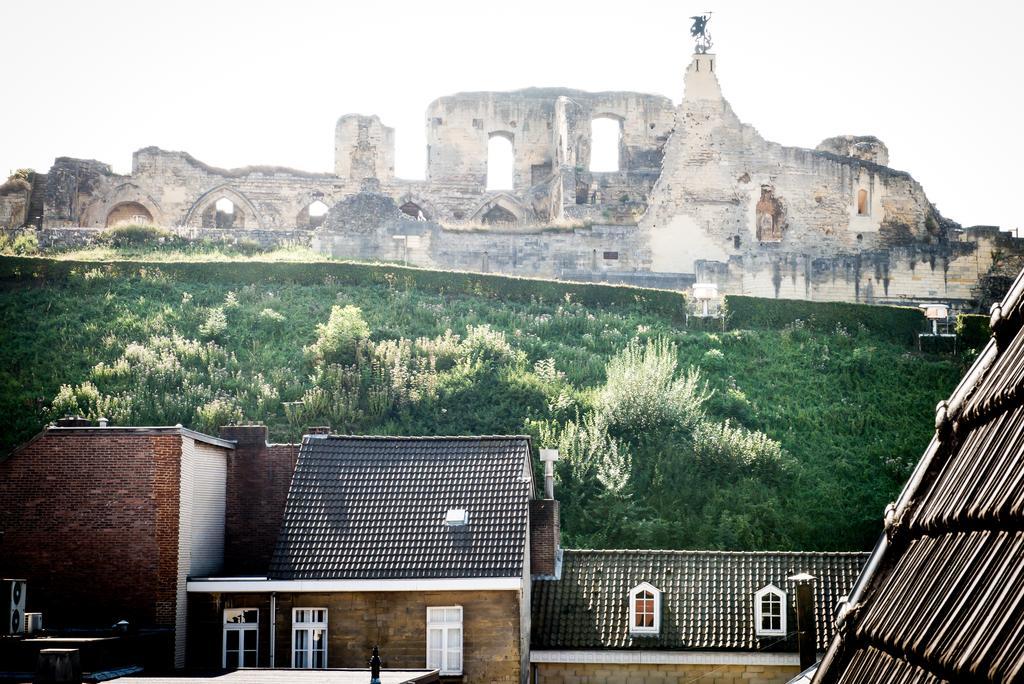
[2,0,1021,231]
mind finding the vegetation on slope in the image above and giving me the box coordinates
[0,256,965,551]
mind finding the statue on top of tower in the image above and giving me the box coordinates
[690,12,713,54]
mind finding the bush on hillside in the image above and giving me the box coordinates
[598,337,712,432]
[98,224,177,248]
[539,410,632,495]
[0,230,39,255]
[692,419,785,471]
[305,305,371,366]
[956,313,990,350]
[725,295,924,346]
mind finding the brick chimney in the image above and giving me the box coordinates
[219,424,268,447]
[305,425,331,435]
[530,449,561,578]
[790,572,818,672]
[218,424,297,575]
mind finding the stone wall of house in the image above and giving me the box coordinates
[533,661,798,684]
[0,431,183,633]
[189,590,522,682]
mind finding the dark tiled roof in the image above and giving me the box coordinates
[815,268,1024,684]
[531,549,867,651]
[269,435,532,579]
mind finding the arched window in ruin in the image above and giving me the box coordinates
[297,200,329,229]
[486,133,514,191]
[202,197,245,229]
[481,204,517,225]
[857,188,869,216]
[400,201,428,221]
[105,202,154,227]
[589,117,622,172]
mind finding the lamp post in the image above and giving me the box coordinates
[923,304,949,335]
[692,283,719,317]
[369,645,381,684]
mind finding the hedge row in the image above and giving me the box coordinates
[724,295,926,346]
[0,256,688,322]
[955,313,991,349]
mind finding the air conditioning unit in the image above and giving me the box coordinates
[26,612,43,634]
[3,579,26,636]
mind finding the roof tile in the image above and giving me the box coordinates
[531,549,867,651]
[269,435,532,579]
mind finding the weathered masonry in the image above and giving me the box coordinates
[4,51,1021,305]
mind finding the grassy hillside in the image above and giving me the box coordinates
[0,255,965,552]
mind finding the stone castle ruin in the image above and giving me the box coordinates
[3,50,1021,306]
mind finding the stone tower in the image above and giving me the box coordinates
[334,114,395,181]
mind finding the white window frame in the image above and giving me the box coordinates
[426,605,463,675]
[291,607,328,669]
[222,608,259,669]
[628,582,662,635]
[754,584,787,637]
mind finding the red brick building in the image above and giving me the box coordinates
[0,422,285,669]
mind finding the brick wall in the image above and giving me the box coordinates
[219,425,298,574]
[0,430,181,629]
[534,661,799,684]
[529,500,559,577]
[190,590,521,682]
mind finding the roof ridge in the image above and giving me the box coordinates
[311,434,533,441]
[563,548,870,556]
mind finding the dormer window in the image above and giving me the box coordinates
[445,508,469,526]
[754,584,786,637]
[628,582,661,635]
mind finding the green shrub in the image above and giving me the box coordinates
[598,338,712,432]
[692,419,784,471]
[5,230,39,255]
[541,411,632,494]
[228,239,264,256]
[199,307,228,340]
[195,397,244,434]
[305,305,371,365]
[956,313,990,349]
[725,295,924,346]
[701,348,726,370]
[98,224,176,248]
[259,308,285,323]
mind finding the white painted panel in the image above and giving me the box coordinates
[175,437,196,669]
[190,442,227,577]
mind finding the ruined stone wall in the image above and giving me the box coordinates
[0,184,29,229]
[423,89,674,223]
[641,54,940,277]
[695,227,1023,306]
[335,114,395,181]
[23,53,1022,307]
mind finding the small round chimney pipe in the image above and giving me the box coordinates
[97,417,109,428]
